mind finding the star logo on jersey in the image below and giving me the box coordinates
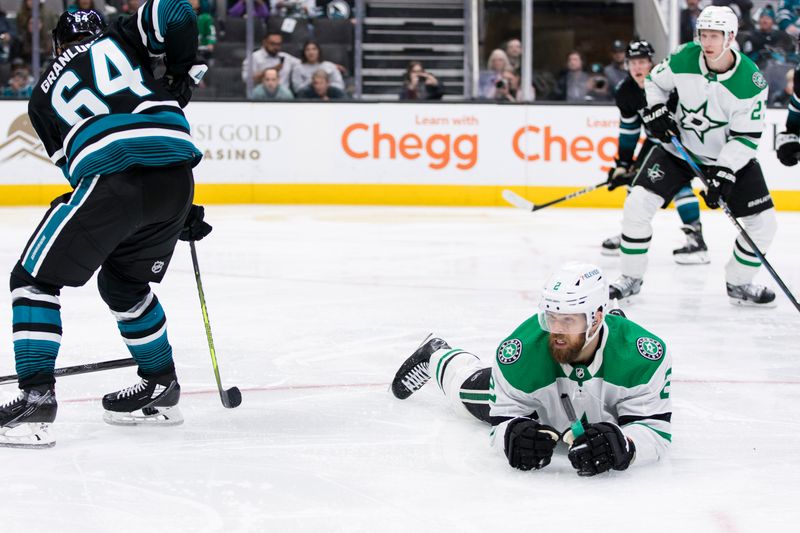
[636,337,664,361]
[679,101,727,143]
[497,339,523,365]
[647,163,665,182]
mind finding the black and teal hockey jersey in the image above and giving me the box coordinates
[28,0,202,187]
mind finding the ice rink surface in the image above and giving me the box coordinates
[0,203,798,533]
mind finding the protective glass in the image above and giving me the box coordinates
[538,311,589,335]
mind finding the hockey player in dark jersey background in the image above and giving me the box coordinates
[0,3,212,448]
[775,62,800,166]
[602,40,709,265]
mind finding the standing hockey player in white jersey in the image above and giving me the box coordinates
[603,40,707,264]
[391,262,672,476]
[610,5,777,306]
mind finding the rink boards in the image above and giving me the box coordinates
[1,100,798,210]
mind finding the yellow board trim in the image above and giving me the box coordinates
[2,184,800,211]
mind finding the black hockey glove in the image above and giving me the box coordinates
[776,132,800,167]
[641,104,679,143]
[607,160,636,191]
[180,204,213,242]
[567,422,635,477]
[700,166,735,210]
[503,418,560,471]
[160,62,208,108]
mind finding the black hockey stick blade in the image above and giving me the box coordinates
[221,386,242,408]
[0,357,136,385]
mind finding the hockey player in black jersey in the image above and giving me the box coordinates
[602,40,708,266]
[0,4,211,448]
[775,61,800,166]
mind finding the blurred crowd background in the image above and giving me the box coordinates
[0,0,794,105]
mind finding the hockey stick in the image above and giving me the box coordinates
[670,137,800,314]
[190,241,242,408]
[502,180,610,212]
[0,357,136,386]
[560,393,584,444]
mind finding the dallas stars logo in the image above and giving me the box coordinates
[636,337,664,361]
[647,163,665,182]
[679,101,727,143]
[497,339,523,365]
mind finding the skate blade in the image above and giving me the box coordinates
[728,297,778,308]
[600,249,620,257]
[103,406,184,427]
[0,423,56,449]
[673,252,710,265]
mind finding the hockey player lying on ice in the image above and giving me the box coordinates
[391,262,672,476]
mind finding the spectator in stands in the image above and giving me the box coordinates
[478,48,511,99]
[739,7,793,68]
[553,50,590,102]
[291,40,344,93]
[680,0,703,43]
[399,61,443,100]
[0,10,12,64]
[295,69,345,99]
[190,0,216,61]
[504,38,522,73]
[271,0,317,19]
[778,1,800,37]
[13,0,55,64]
[770,66,794,106]
[2,59,33,98]
[712,0,753,30]
[603,40,628,91]
[228,0,269,20]
[587,62,612,101]
[252,67,294,100]
[242,31,301,92]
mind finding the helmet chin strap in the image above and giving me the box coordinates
[581,314,603,350]
[706,33,734,65]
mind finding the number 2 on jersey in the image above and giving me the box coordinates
[52,38,151,126]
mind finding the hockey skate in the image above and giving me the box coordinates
[600,234,621,256]
[726,283,777,308]
[391,334,450,400]
[673,222,709,265]
[103,374,183,426]
[0,385,57,449]
[609,275,643,301]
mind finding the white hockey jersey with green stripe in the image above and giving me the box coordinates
[488,314,672,466]
[645,42,767,172]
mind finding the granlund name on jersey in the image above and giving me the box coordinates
[645,41,767,173]
[28,0,202,187]
[488,314,672,466]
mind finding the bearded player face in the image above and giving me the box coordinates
[543,312,588,364]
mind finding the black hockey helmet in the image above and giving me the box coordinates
[626,40,655,61]
[52,9,105,56]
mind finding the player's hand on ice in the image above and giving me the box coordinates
[641,104,678,143]
[776,132,800,167]
[180,205,213,242]
[700,166,735,210]
[504,418,560,471]
[566,422,635,476]
[607,160,635,191]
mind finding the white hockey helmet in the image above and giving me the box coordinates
[538,262,608,341]
[696,5,739,43]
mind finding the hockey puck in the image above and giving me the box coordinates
[225,387,242,408]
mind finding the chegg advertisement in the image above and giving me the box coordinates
[0,100,796,208]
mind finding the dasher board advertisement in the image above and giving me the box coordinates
[0,101,797,208]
